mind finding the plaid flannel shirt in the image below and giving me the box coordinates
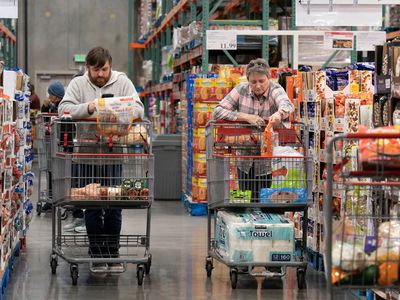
[213,81,295,175]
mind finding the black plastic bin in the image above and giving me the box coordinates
[153,134,182,200]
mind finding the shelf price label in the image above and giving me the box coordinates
[206,30,237,50]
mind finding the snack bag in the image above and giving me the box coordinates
[358,125,400,169]
[96,96,139,136]
[271,146,305,189]
[260,146,307,204]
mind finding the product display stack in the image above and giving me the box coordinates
[286,67,375,270]
[138,0,154,42]
[192,75,228,203]
[181,66,247,214]
[0,68,34,279]
[181,73,203,213]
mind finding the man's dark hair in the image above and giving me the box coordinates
[85,47,112,68]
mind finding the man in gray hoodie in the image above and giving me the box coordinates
[59,47,144,273]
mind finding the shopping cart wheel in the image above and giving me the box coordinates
[70,264,79,286]
[36,202,42,216]
[205,259,213,277]
[61,209,69,221]
[145,254,152,275]
[230,268,238,289]
[296,268,306,290]
[137,265,145,286]
[50,256,58,274]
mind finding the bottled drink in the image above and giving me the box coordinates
[60,111,74,152]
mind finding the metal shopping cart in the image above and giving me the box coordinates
[205,120,312,289]
[35,113,57,215]
[324,130,400,299]
[49,118,154,286]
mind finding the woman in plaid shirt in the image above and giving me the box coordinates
[214,58,294,127]
[213,58,295,200]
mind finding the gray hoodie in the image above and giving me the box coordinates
[59,70,144,119]
[57,70,145,158]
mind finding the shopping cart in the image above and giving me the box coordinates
[205,120,312,289]
[49,118,154,286]
[324,130,400,299]
[35,113,57,215]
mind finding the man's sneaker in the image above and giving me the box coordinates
[90,263,108,273]
[63,218,85,232]
[74,224,86,233]
[108,263,125,273]
[42,203,52,211]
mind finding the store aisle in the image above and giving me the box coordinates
[5,169,329,300]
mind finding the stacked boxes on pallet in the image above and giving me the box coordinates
[182,66,248,207]
[286,68,374,271]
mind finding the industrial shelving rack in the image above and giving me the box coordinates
[0,19,16,68]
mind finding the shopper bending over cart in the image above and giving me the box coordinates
[213,58,295,199]
[58,47,144,272]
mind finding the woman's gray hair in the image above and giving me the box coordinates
[246,58,270,79]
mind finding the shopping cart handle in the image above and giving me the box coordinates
[62,117,144,124]
[37,112,58,117]
[211,119,302,126]
[346,132,400,139]
[214,120,252,125]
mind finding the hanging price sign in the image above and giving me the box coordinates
[206,30,237,50]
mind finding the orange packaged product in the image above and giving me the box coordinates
[334,93,346,118]
[360,71,373,93]
[194,78,204,102]
[197,177,207,202]
[232,76,248,86]
[194,128,206,151]
[194,103,209,126]
[358,125,400,169]
[194,78,214,102]
[351,91,373,106]
[214,79,232,101]
[194,152,207,176]
[192,176,198,201]
[378,262,399,286]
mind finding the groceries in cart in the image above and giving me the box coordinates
[214,209,295,264]
[207,121,310,205]
[358,125,400,170]
[330,214,400,286]
[70,179,149,201]
[95,95,141,136]
[111,123,149,146]
[260,145,307,204]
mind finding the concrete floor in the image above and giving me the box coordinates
[5,166,332,300]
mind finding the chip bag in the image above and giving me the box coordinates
[96,96,139,136]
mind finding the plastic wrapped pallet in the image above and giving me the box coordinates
[139,0,153,38]
[215,209,295,264]
[142,60,153,84]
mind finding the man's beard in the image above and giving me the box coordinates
[89,73,110,87]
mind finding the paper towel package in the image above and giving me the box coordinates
[215,209,295,264]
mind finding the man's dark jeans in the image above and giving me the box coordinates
[72,164,122,258]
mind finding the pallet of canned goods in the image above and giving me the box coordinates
[49,116,154,286]
[205,120,312,289]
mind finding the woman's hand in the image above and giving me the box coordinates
[246,114,266,127]
[269,111,282,125]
